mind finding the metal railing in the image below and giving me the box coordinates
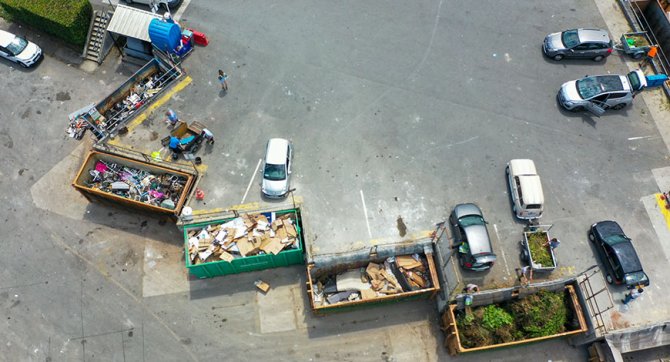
[620,0,670,98]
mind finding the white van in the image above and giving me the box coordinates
[506,159,544,220]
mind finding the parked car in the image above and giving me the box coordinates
[506,159,544,220]
[0,29,42,68]
[557,70,647,116]
[261,138,293,198]
[543,28,613,61]
[589,221,650,288]
[449,203,496,271]
[124,0,182,9]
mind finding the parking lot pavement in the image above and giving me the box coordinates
[3,0,670,360]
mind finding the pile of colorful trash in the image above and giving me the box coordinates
[85,160,187,209]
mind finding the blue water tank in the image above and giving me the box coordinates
[646,74,668,87]
[148,19,181,52]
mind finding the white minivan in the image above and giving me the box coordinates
[506,159,544,220]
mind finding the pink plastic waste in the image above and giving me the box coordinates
[95,161,108,173]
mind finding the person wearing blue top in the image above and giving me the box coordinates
[168,136,181,153]
[165,109,179,127]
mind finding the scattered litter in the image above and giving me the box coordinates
[84,160,187,209]
[311,254,432,306]
[187,213,300,264]
[255,280,271,293]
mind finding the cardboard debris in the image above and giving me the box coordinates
[315,254,432,306]
[219,251,234,262]
[187,213,300,264]
[255,280,271,293]
[396,255,422,270]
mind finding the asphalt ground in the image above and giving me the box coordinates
[1,0,669,360]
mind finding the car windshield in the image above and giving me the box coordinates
[576,77,604,99]
[561,30,580,48]
[628,72,641,91]
[604,234,629,245]
[459,215,485,227]
[263,163,286,181]
[624,271,648,285]
[6,35,28,56]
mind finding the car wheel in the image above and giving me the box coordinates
[124,0,133,3]
[612,103,626,110]
[571,106,585,112]
[606,274,613,284]
[588,232,595,242]
[593,55,604,62]
[458,256,465,267]
[505,166,510,175]
[19,62,28,68]
[632,52,644,60]
[553,54,564,61]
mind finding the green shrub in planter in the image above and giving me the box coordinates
[0,0,92,47]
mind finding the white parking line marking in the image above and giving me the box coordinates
[628,135,653,141]
[173,0,191,21]
[241,158,262,204]
[360,190,373,238]
[493,224,511,276]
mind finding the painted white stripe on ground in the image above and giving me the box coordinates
[493,224,511,276]
[173,0,191,21]
[628,136,653,141]
[241,158,262,204]
[360,190,373,238]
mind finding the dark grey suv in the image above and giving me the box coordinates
[543,28,613,61]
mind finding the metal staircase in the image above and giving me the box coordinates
[83,10,112,63]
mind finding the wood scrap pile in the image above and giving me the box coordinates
[187,213,299,264]
[311,254,432,306]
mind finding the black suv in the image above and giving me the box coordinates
[589,221,650,288]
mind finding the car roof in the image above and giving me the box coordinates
[508,159,537,176]
[463,224,493,255]
[577,28,610,43]
[517,175,545,205]
[265,138,289,164]
[594,75,625,92]
[0,29,16,47]
[611,241,643,273]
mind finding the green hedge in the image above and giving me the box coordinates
[0,0,92,48]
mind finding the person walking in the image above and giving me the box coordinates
[515,266,533,286]
[544,237,561,250]
[622,287,643,305]
[218,70,228,91]
[463,283,479,293]
[640,46,658,68]
[201,128,215,145]
[165,109,179,127]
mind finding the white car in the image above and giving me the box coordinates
[0,29,42,68]
[557,70,646,116]
[506,159,544,220]
[261,138,293,198]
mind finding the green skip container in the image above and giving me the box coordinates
[184,208,305,278]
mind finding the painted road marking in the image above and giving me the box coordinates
[655,193,670,230]
[108,76,193,146]
[241,158,262,204]
[493,224,511,276]
[173,0,192,21]
[360,190,372,238]
[628,135,654,141]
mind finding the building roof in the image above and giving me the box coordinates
[107,4,162,42]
